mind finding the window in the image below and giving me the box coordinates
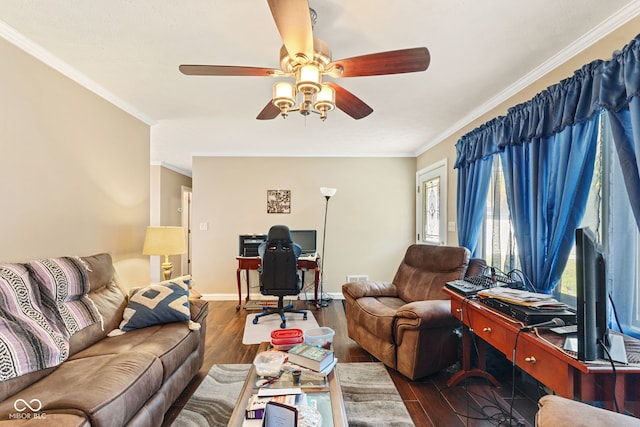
[417,160,447,245]
[479,113,640,334]
[480,156,519,274]
[554,114,640,335]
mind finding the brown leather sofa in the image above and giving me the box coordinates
[536,395,640,426]
[342,244,483,380]
[0,253,208,426]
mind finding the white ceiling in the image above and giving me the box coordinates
[1,0,638,174]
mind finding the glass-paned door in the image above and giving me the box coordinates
[417,160,447,245]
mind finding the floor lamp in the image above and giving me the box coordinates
[319,187,337,307]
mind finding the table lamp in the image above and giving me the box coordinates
[143,226,187,280]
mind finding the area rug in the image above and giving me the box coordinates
[242,310,318,345]
[335,362,413,426]
[172,364,249,427]
[172,362,413,427]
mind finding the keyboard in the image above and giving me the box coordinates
[446,279,485,296]
[298,252,318,260]
[445,274,524,297]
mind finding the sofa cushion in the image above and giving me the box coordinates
[0,263,69,381]
[27,257,103,335]
[69,254,127,356]
[70,322,200,383]
[349,296,404,344]
[394,245,470,302]
[0,413,90,426]
[0,352,163,427]
[114,278,191,333]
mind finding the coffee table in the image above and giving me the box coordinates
[227,349,347,426]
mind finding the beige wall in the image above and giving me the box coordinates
[417,16,640,249]
[149,166,192,281]
[191,156,415,298]
[0,37,151,289]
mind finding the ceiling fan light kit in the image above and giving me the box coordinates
[180,0,430,122]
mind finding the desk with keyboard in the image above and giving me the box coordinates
[445,286,640,413]
[236,256,320,310]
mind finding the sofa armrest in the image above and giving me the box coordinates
[342,281,398,299]
[189,298,208,324]
[394,300,459,345]
[396,300,458,328]
[536,395,640,427]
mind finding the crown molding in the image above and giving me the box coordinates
[0,19,156,126]
[414,2,640,157]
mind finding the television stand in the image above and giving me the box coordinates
[565,332,628,365]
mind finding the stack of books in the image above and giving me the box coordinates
[286,343,334,371]
[245,394,299,420]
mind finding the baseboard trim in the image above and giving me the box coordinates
[199,292,345,301]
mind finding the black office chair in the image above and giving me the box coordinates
[253,225,308,328]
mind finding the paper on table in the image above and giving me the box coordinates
[477,287,558,306]
[258,387,302,397]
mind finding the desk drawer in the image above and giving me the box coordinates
[467,307,512,356]
[516,336,571,397]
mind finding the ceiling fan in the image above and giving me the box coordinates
[179,0,430,121]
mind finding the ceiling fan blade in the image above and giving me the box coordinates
[329,47,430,78]
[267,0,314,60]
[325,82,373,120]
[257,101,281,120]
[179,64,279,77]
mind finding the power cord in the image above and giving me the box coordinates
[453,297,526,426]
[508,330,523,426]
[598,338,620,413]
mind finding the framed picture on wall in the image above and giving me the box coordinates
[267,190,291,214]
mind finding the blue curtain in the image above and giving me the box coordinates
[455,157,492,256]
[607,98,640,231]
[455,33,640,293]
[454,119,505,256]
[600,34,640,230]
[499,119,598,292]
[455,63,603,291]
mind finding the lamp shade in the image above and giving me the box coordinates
[273,82,295,107]
[320,187,337,198]
[143,226,187,256]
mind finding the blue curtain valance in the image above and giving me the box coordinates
[455,33,640,168]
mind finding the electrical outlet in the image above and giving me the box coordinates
[199,222,208,231]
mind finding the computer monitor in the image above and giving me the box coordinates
[290,230,317,254]
[575,227,626,363]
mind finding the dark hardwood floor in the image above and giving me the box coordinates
[163,299,541,426]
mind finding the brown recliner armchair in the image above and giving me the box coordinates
[342,244,483,380]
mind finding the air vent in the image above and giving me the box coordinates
[346,275,369,283]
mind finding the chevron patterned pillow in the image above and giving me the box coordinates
[115,278,191,333]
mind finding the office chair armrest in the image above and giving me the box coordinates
[342,281,397,299]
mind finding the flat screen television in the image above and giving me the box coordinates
[575,227,626,363]
[290,230,317,254]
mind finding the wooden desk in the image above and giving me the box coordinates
[445,288,640,413]
[236,256,320,310]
